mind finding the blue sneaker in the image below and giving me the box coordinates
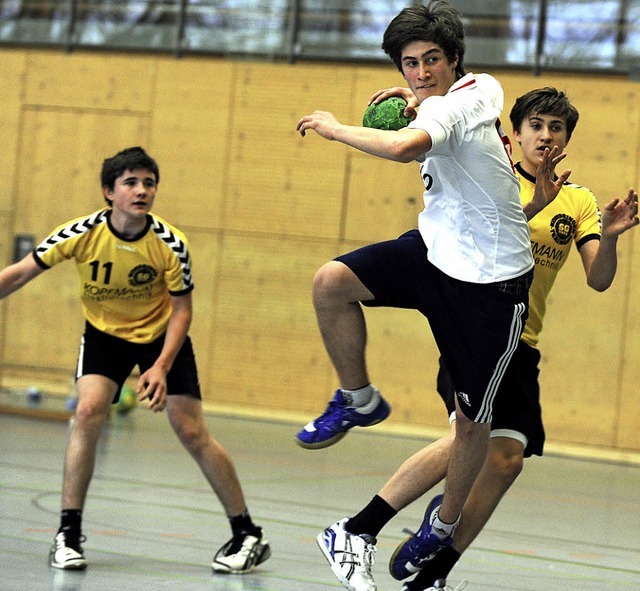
[296,388,390,449]
[389,494,454,580]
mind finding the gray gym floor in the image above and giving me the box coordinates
[1,408,639,591]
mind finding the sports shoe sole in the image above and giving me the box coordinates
[50,560,87,570]
[49,553,87,570]
[388,533,416,580]
[389,494,445,580]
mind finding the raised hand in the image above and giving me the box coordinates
[524,145,571,220]
[601,188,639,238]
[296,110,341,139]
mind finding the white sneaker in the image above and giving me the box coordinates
[212,529,271,574]
[49,531,87,570]
[317,518,377,591]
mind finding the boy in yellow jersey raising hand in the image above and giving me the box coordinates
[0,147,270,575]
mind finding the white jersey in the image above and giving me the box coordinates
[409,73,534,283]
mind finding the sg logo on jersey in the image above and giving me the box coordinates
[549,213,575,245]
[128,264,158,286]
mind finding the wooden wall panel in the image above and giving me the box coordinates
[536,251,627,447]
[344,156,423,243]
[360,306,446,429]
[207,233,336,411]
[1,47,640,452]
[612,80,640,449]
[15,110,149,235]
[150,57,234,229]
[0,50,25,216]
[0,213,12,271]
[224,62,353,240]
[615,124,640,450]
[181,228,223,398]
[2,262,83,369]
[23,51,156,112]
[0,213,13,377]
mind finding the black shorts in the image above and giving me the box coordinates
[76,322,201,402]
[336,229,531,423]
[437,342,545,457]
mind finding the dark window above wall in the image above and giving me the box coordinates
[0,0,638,75]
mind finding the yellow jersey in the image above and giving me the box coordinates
[34,208,194,344]
[517,163,601,347]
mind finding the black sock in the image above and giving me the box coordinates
[59,509,82,539]
[229,510,260,537]
[407,546,461,590]
[345,495,397,538]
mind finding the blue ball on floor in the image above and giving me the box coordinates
[27,387,42,405]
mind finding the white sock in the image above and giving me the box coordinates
[341,384,379,412]
[431,511,460,540]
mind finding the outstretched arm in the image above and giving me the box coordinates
[581,188,639,292]
[0,253,45,299]
[296,110,430,163]
[522,146,572,221]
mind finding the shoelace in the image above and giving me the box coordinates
[361,539,376,572]
[338,537,376,572]
[316,398,350,428]
[400,527,446,564]
[316,400,343,423]
[236,535,263,560]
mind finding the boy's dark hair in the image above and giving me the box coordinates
[101,147,160,199]
[510,87,580,140]
[382,1,466,79]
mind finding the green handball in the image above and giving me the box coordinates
[362,97,415,131]
[115,385,137,415]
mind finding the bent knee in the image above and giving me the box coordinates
[171,416,208,451]
[313,261,373,307]
[313,261,347,297]
[487,440,524,482]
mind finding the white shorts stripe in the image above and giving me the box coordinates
[75,334,85,379]
[477,301,526,422]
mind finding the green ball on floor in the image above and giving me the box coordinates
[115,385,137,415]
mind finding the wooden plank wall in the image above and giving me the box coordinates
[0,48,639,452]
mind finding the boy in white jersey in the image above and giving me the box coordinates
[295,3,549,590]
[325,89,638,591]
[0,147,270,574]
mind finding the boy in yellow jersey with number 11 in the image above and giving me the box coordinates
[0,146,271,575]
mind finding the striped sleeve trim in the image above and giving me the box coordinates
[575,233,600,251]
[34,210,109,259]
[150,217,194,291]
